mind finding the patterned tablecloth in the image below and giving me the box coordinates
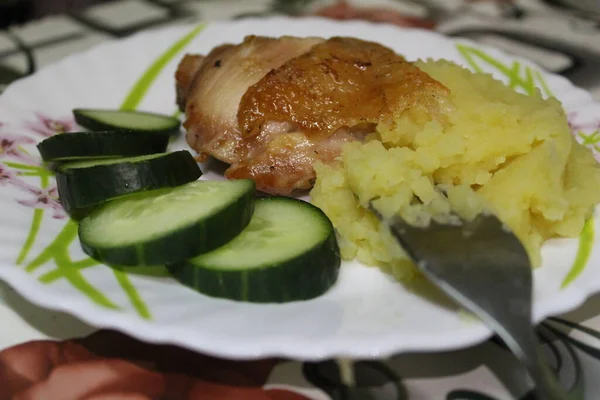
[2,1,600,399]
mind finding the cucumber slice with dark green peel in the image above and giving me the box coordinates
[78,179,255,266]
[36,130,169,162]
[118,265,170,277]
[167,197,341,303]
[73,108,181,135]
[68,205,97,222]
[56,150,201,215]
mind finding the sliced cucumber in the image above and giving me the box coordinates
[36,130,169,162]
[73,108,181,135]
[68,205,97,222]
[79,179,255,266]
[167,197,341,303]
[56,151,201,216]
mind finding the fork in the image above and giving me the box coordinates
[370,205,569,400]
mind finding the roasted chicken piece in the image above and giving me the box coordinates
[177,35,324,166]
[176,35,449,195]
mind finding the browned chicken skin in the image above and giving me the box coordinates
[175,54,205,111]
[176,35,449,195]
[178,35,323,165]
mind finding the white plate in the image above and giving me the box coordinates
[1,17,599,360]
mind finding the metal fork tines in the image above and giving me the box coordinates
[370,205,568,400]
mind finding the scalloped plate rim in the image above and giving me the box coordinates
[0,17,598,360]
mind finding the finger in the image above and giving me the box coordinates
[13,359,166,400]
[0,340,95,398]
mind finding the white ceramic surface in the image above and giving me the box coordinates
[1,17,599,360]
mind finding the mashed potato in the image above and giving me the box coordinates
[310,60,600,281]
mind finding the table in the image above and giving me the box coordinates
[2,1,600,398]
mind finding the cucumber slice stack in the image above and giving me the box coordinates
[168,197,341,303]
[79,180,256,266]
[56,151,202,215]
[73,108,181,136]
[36,109,193,219]
[35,107,341,303]
[36,130,169,162]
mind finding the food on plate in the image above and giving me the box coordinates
[73,108,181,136]
[311,60,600,280]
[176,35,449,195]
[168,197,340,303]
[176,34,600,281]
[39,109,341,302]
[36,130,169,162]
[37,27,600,302]
[79,179,256,267]
[55,150,202,219]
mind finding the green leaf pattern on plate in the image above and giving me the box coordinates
[1,24,206,319]
[1,33,596,321]
[457,43,596,288]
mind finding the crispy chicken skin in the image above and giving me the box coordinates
[175,54,205,111]
[178,35,323,164]
[176,35,449,195]
[238,37,448,138]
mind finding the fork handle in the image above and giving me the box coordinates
[527,347,569,400]
[506,328,569,400]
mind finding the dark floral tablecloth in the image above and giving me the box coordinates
[2,1,600,399]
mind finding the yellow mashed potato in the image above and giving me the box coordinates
[310,60,600,281]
